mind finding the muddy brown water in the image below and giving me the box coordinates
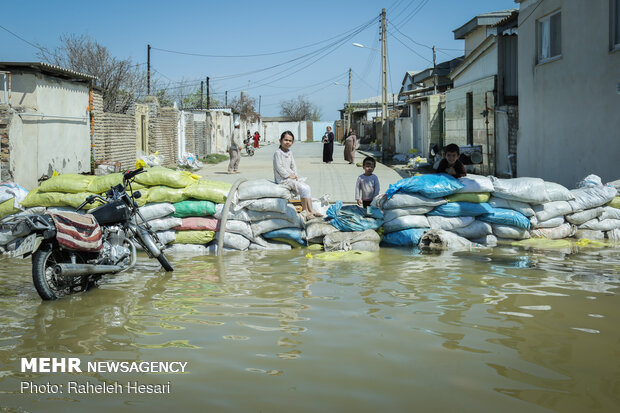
[0,243,619,412]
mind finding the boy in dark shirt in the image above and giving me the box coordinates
[436,143,467,178]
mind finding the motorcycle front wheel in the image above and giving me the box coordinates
[32,244,90,300]
[157,253,173,272]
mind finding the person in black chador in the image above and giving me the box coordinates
[322,125,334,163]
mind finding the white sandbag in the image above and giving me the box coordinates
[533,216,565,229]
[243,197,289,212]
[14,207,46,216]
[456,174,494,193]
[565,207,603,225]
[607,179,620,191]
[225,220,254,240]
[427,216,474,231]
[248,238,292,250]
[419,229,475,250]
[492,224,530,240]
[383,215,430,233]
[568,185,617,212]
[0,183,28,207]
[323,229,380,252]
[216,231,251,250]
[451,220,493,239]
[213,203,251,221]
[238,179,291,200]
[577,174,603,188]
[380,193,447,210]
[529,215,539,227]
[148,217,182,232]
[251,218,298,236]
[533,201,573,222]
[470,234,498,247]
[490,177,549,204]
[579,218,620,231]
[312,194,331,217]
[246,205,300,225]
[383,206,434,222]
[531,222,576,239]
[488,196,535,217]
[574,229,605,240]
[599,206,620,221]
[305,222,339,242]
[156,230,176,245]
[349,240,381,252]
[135,203,175,223]
[164,244,211,254]
[543,181,575,201]
[606,228,620,242]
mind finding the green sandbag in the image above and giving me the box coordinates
[21,189,67,208]
[38,174,95,193]
[172,199,216,217]
[88,173,146,194]
[148,186,188,204]
[61,192,101,209]
[0,198,19,219]
[445,192,491,203]
[135,166,197,188]
[173,230,215,244]
[184,180,231,203]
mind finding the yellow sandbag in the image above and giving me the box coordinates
[61,192,101,209]
[511,238,574,250]
[135,166,198,188]
[0,198,19,219]
[608,196,620,209]
[21,189,66,208]
[147,186,188,204]
[445,192,491,203]
[313,250,377,261]
[87,173,146,194]
[38,174,95,193]
[183,180,231,203]
[173,230,215,245]
[574,238,609,248]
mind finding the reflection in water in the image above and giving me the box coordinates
[0,245,619,412]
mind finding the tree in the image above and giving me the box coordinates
[181,88,219,110]
[280,95,321,121]
[37,34,146,113]
[230,94,259,122]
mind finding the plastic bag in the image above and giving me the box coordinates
[579,218,620,231]
[480,207,531,229]
[242,197,289,213]
[384,173,464,200]
[599,206,620,221]
[38,174,95,194]
[428,202,494,217]
[134,166,196,188]
[326,201,383,232]
[0,182,28,208]
[381,228,428,247]
[172,199,216,217]
[156,230,176,245]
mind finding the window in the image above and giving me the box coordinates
[613,0,620,50]
[537,11,561,63]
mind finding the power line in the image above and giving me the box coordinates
[388,29,433,64]
[519,0,545,25]
[0,24,44,51]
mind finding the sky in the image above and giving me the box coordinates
[1,0,518,119]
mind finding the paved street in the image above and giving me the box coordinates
[196,141,402,204]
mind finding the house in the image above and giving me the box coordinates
[515,0,619,187]
[0,62,95,189]
[338,93,400,144]
[444,9,517,175]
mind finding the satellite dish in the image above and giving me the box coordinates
[471,151,483,164]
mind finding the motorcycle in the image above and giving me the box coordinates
[1,167,173,300]
[244,138,255,156]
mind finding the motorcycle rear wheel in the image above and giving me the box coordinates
[157,253,174,272]
[32,244,89,300]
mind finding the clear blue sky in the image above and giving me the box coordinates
[1,0,517,119]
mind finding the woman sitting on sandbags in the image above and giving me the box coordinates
[273,130,323,219]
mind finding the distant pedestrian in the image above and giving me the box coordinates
[227,121,241,174]
[253,131,260,148]
[344,128,357,164]
[322,125,334,163]
[355,156,380,208]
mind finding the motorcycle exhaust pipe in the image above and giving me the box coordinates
[53,263,124,278]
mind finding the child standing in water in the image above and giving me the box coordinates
[355,156,380,208]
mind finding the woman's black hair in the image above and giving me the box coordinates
[280,130,295,141]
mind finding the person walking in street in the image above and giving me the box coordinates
[274,130,323,219]
[344,128,357,164]
[227,121,241,174]
[322,125,334,164]
[253,131,260,148]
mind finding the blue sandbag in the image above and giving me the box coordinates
[381,228,429,247]
[262,227,307,246]
[427,202,494,217]
[384,173,464,200]
[326,201,383,232]
[479,207,530,229]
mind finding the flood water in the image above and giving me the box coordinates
[1,243,619,413]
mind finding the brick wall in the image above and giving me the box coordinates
[0,105,10,181]
[194,120,207,158]
[506,105,518,176]
[150,107,178,165]
[183,112,195,155]
[101,113,137,169]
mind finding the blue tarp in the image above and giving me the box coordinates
[326,201,383,232]
[427,202,494,217]
[384,173,464,200]
[479,207,531,229]
[381,228,429,247]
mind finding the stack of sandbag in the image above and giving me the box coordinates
[528,181,576,239]
[565,175,619,240]
[323,229,381,252]
[0,182,28,219]
[322,202,383,251]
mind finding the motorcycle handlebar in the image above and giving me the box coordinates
[123,167,145,182]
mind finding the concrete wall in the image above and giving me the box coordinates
[206,111,232,154]
[517,0,619,187]
[395,117,413,154]
[263,121,309,145]
[453,43,498,88]
[464,27,488,57]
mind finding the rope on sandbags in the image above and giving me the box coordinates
[217,178,247,255]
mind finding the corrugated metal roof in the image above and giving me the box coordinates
[453,9,517,39]
[0,61,97,81]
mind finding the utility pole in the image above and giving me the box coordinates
[206,77,210,110]
[225,91,228,107]
[347,67,352,133]
[147,44,151,95]
[258,95,261,116]
[381,8,388,161]
[432,45,437,94]
[200,81,204,109]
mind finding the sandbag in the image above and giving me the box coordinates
[566,207,602,225]
[569,186,617,212]
[380,193,447,210]
[251,218,298,235]
[609,196,620,209]
[136,203,175,223]
[490,177,549,204]
[382,207,434,223]
[249,236,293,250]
[533,216,565,229]
[470,234,498,247]
[38,174,95,194]
[599,206,620,221]
[445,192,491,203]
[326,201,383,232]
[245,205,300,225]
[383,215,430,233]
[87,173,145,194]
[313,250,377,261]
[173,199,216,217]
[305,222,339,242]
[533,201,573,222]
[419,229,474,250]
[451,220,493,239]
[323,229,380,252]
[608,179,620,191]
[263,227,307,247]
[0,183,28,207]
[531,222,576,239]
[428,202,494,217]
[148,216,183,232]
[214,203,251,221]
[173,217,218,231]
[135,166,197,188]
[62,192,102,209]
[427,216,474,231]
[574,229,605,240]
[156,230,176,245]
[456,174,494,193]
[224,220,254,239]
[384,173,464,199]
[579,218,620,231]
[243,197,289,213]
[148,186,188,204]
[544,181,575,201]
[488,196,535,217]
[480,207,530,229]
[216,232,251,250]
[165,243,211,254]
[238,179,291,200]
[0,198,19,219]
[492,224,530,240]
[173,230,215,245]
[183,180,230,203]
[381,228,427,247]
[607,228,620,242]
[21,189,69,208]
